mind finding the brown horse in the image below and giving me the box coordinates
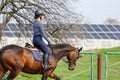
[0,43,82,80]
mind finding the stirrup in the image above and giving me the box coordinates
[43,65,54,70]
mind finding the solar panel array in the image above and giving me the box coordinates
[82,24,120,40]
[2,24,120,40]
[3,24,33,37]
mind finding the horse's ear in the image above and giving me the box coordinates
[78,47,83,52]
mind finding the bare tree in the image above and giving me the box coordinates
[104,18,120,25]
[0,0,83,42]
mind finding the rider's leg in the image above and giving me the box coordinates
[43,53,53,70]
[33,35,53,70]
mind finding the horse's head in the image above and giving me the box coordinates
[67,47,83,71]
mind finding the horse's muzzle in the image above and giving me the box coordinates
[69,66,75,71]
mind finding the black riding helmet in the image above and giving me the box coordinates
[35,9,45,16]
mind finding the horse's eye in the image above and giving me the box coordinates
[77,56,80,59]
[77,57,79,59]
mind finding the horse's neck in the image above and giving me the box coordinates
[52,49,69,62]
[50,44,74,62]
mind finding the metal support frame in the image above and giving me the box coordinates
[80,52,94,80]
[105,52,120,80]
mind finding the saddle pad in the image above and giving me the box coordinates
[31,50,43,62]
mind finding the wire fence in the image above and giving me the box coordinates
[105,52,120,80]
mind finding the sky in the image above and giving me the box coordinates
[71,0,120,24]
[0,0,119,24]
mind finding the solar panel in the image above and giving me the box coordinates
[107,33,117,39]
[9,24,18,31]
[106,25,117,31]
[84,25,94,31]
[114,33,120,39]
[82,27,86,31]
[114,25,120,31]
[91,25,101,31]
[98,25,109,31]
[3,26,10,31]
[75,33,83,38]
[3,32,14,37]
[82,32,93,39]
[98,33,109,39]
[82,24,120,40]
[13,32,21,37]
[91,33,101,39]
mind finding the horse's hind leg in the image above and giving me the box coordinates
[0,64,7,79]
[0,70,7,80]
[6,69,21,80]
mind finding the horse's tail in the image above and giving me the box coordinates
[0,48,4,72]
[0,47,3,62]
[0,46,3,54]
[0,48,2,56]
[0,47,4,65]
[0,47,4,71]
[0,48,1,54]
[0,50,6,79]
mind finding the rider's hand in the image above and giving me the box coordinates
[48,41,51,46]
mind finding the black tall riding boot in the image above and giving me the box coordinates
[43,54,53,70]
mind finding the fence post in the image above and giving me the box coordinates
[91,53,94,80]
[97,54,102,80]
[105,52,108,80]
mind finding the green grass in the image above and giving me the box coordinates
[3,47,120,80]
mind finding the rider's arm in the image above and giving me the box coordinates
[38,22,51,45]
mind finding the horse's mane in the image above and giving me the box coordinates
[25,43,75,52]
[25,43,73,49]
[50,44,71,48]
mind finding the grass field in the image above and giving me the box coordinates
[3,47,120,80]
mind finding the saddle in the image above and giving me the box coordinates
[25,43,44,62]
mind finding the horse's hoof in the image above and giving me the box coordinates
[56,78,61,80]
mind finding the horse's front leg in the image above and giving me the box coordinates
[49,73,60,80]
[41,75,48,80]
[41,71,51,80]
[41,73,50,80]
